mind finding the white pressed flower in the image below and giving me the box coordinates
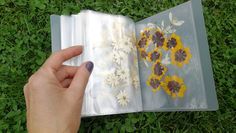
[164,25,176,34]
[157,20,165,31]
[112,51,126,65]
[157,20,176,35]
[169,12,184,26]
[132,76,140,89]
[116,90,129,107]
[164,25,171,32]
[122,36,133,53]
[188,98,198,109]
[112,36,133,54]
[111,39,123,50]
[161,52,171,65]
[130,70,140,89]
[105,72,120,88]
[116,67,129,80]
[169,29,176,34]
[147,23,156,29]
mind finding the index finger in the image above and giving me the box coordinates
[43,46,83,70]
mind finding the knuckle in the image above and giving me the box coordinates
[27,74,40,90]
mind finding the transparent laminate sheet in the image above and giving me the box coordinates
[51,10,142,116]
[135,0,218,111]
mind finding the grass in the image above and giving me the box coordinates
[0,0,236,132]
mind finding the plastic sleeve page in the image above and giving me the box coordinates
[79,10,143,116]
[190,0,218,110]
[50,15,61,52]
[135,1,215,111]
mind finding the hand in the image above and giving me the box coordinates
[23,46,93,133]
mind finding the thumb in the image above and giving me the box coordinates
[69,61,94,99]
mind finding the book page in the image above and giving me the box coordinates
[135,1,214,111]
[51,10,143,116]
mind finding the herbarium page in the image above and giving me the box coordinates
[80,11,143,116]
[76,11,142,116]
[135,2,208,111]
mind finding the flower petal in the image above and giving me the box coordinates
[161,20,165,29]
[147,23,156,29]
[161,53,171,65]
[169,12,173,22]
[173,20,184,26]
[156,26,162,31]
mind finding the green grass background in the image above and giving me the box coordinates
[0,0,236,132]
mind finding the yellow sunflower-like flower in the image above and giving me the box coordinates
[164,33,183,51]
[151,29,166,48]
[171,46,192,68]
[151,62,167,80]
[161,75,187,98]
[137,37,149,49]
[139,48,148,60]
[140,27,153,39]
[147,48,162,62]
[146,74,161,92]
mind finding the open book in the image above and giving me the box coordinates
[50,0,218,116]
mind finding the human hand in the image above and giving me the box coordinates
[23,46,93,133]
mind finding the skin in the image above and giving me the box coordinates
[23,46,93,133]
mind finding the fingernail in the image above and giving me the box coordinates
[86,61,94,73]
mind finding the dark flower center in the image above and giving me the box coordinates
[122,96,127,100]
[141,51,148,58]
[167,81,181,93]
[167,38,177,49]
[150,78,160,89]
[138,38,147,48]
[150,51,160,61]
[175,49,187,62]
[152,31,164,47]
[154,62,164,76]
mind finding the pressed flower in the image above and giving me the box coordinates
[116,67,129,80]
[169,12,184,26]
[139,48,148,60]
[171,46,191,67]
[137,37,148,48]
[116,90,129,107]
[151,30,166,48]
[105,72,120,88]
[152,62,167,80]
[112,51,126,65]
[112,35,133,54]
[157,20,176,35]
[147,23,156,29]
[146,74,161,92]
[156,21,165,32]
[164,33,182,50]
[140,27,152,39]
[162,75,186,98]
[132,76,139,89]
[148,48,162,62]
[130,70,140,90]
